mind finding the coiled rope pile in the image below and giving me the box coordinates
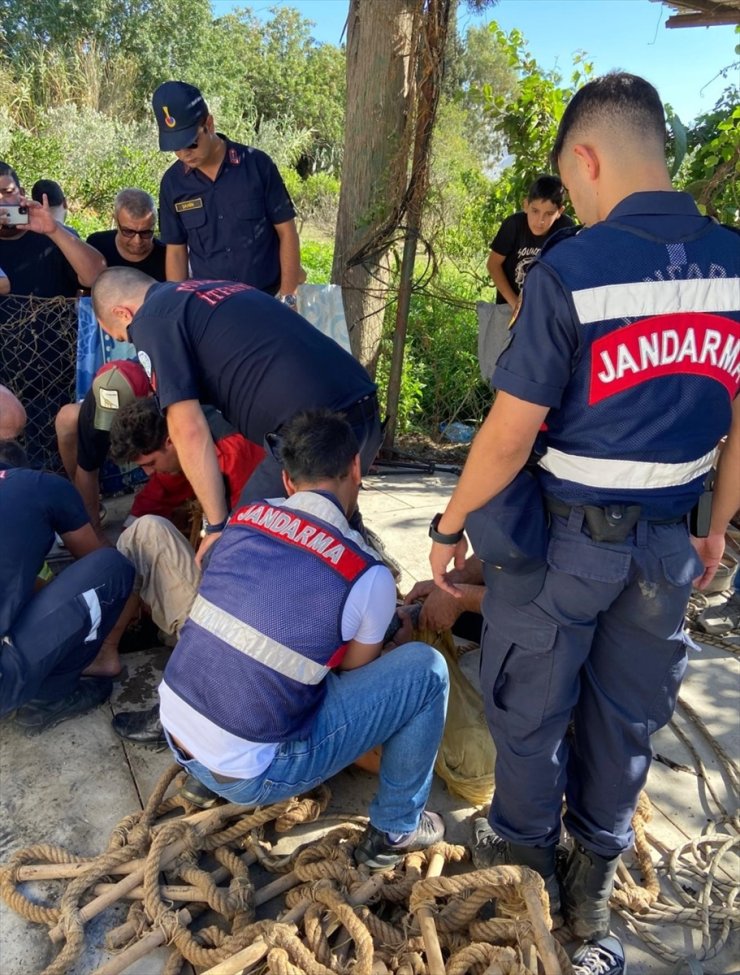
[611,693,740,969]
[0,764,568,975]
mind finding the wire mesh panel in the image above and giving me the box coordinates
[0,295,78,472]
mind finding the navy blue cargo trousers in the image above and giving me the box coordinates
[0,548,134,715]
[480,510,702,858]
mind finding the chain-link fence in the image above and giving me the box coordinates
[0,295,77,471]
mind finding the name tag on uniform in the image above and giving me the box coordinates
[175,198,204,213]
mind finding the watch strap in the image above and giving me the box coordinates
[428,513,464,545]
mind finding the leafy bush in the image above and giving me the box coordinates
[300,240,334,284]
[375,263,491,436]
[375,337,428,435]
[8,106,166,217]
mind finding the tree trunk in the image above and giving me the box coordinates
[332,0,419,373]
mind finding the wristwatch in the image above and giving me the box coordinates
[201,516,228,538]
[278,293,298,309]
[428,513,465,545]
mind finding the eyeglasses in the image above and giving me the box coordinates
[184,127,204,150]
[117,224,155,239]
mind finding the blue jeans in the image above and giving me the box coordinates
[167,641,449,835]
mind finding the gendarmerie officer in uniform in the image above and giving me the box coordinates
[152,80,301,309]
[429,73,740,975]
[90,269,382,566]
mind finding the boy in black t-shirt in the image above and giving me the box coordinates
[479,175,574,384]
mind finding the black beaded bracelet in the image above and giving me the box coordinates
[428,512,465,545]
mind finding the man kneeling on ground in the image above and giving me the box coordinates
[0,440,134,732]
[159,410,450,867]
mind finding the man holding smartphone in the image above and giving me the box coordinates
[0,162,105,297]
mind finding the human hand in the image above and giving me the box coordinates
[690,532,726,589]
[403,579,436,605]
[429,536,468,597]
[419,587,464,631]
[25,196,59,236]
[195,530,221,568]
[383,606,417,650]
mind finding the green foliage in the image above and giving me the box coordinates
[6,106,166,214]
[442,22,518,169]
[483,24,585,208]
[0,0,214,119]
[0,2,346,175]
[375,339,428,436]
[300,240,334,284]
[377,264,491,435]
[678,88,739,224]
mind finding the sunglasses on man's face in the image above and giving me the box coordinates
[184,127,204,150]
[117,224,154,239]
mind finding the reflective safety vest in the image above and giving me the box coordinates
[537,217,740,518]
[162,491,380,743]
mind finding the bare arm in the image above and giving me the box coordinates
[25,199,106,287]
[486,251,518,309]
[0,270,9,295]
[165,243,189,282]
[340,638,383,671]
[61,522,105,560]
[73,467,106,538]
[165,399,230,565]
[692,395,740,589]
[430,391,549,594]
[274,219,301,296]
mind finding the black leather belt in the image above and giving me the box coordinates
[545,497,685,525]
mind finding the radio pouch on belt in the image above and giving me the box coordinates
[583,504,642,543]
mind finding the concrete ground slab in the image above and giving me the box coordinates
[1,470,738,973]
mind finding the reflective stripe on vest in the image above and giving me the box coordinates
[539,446,717,491]
[189,592,328,686]
[572,277,739,324]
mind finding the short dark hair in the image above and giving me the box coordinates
[31,179,65,207]
[109,399,167,463]
[527,175,565,207]
[0,439,28,468]
[552,72,666,166]
[278,410,359,485]
[0,161,21,189]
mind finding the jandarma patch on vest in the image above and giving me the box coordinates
[175,198,204,213]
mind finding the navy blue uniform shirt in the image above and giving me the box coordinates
[493,191,740,518]
[0,468,88,635]
[158,137,296,292]
[128,281,376,444]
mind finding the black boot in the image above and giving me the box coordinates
[179,773,219,809]
[471,818,563,926]
[111,705,166,747]
[562,843,620,941]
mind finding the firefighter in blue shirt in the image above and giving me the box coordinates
[90,270,382,566]
[429,73,740,975]
[152,81,300,305]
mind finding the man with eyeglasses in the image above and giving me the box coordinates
[86,189,166,282]
[152,81,300,305]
